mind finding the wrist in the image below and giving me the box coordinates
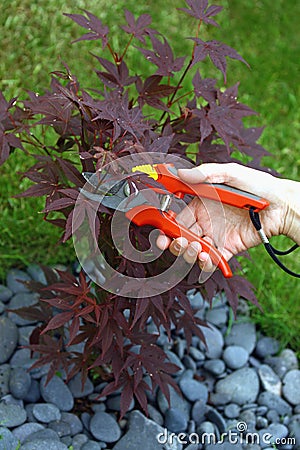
[280,179,300,245]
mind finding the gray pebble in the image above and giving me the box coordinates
[6,269,31,293]
[256,415,268,429]
[0,402,27,427]
[182,355,197,371]
[259,423,288,447]
[165,407,188,432]
[188,346,205,361]
[113,410,182,450]
[18,325,36,346]
[61,412,83,435]
[266,409,280,423]
[20,438,68,450]
[282,369,300,405]
[0,316,18,364]
[82,441,103,450]
[206,307,228,327]
[288,415,300,447]
[33,403,61,423]
[71,433,89,448]
[203,359,226,375]
[157,385,191,420]
[258,391,292,416]
[0,426,19,450]
[255,336,280,358]
[258,364,282,396]
[0,364,10,396]
[0,284,13,302]
[209,392,232,406]
[24,379,41,403]
[48,420,72,437]
[165,350,185,376]
[89,412,121,443]
[106,394,135,412]
[225,322,256,354]
[222,345,249,369]
[0,301,5,314]
[280,349,298,371]
[12,422,45,443]
[67,373,94,398]
[26,264,47,285]
[40,375,74,411]
[191,399,206,424]
[224,403,241,419]
[199,324,224,359]
[9,367,32,399]
[215,367,259,404]
[8,293,39,326]
[148,404,164,426]
[179,377,208,403]
[23,428,60,442]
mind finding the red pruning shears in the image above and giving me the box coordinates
[82,163,269,278]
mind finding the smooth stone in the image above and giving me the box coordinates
[71,433,89,448]
[255,336,280,358]
[157,386,190,420]
[8,292,39,325]
[206,443,242,450]
[191,399,206,424]
[24,379,41,403]
[205,307,228,327]
[179,377,208,403]
[0,285,13,302]
[6,269,31,293]
[222,345,249,369]
[0,427,19,450]
[225,322,256,354]
[112,410,183,450]
[89,412,121,443]
[209,392,231,406]
[48,420,71,437]
[188,346,205,361]
[0,316,18,363]
[18,325,36,346]
[33,403,61,423]
[282,369,300,405]
[264,356,290,379]
[258,364,282,396]
[215,368,259,405]
[259,423,288,447]
[20,439,68,450]
[106,394,135,412]
[164,407,188,432]
[9,367,32,399]
[258,391,292,416]
[40,375,74,411]
[224,403,241,419]
[12,422,45,443]
[288,415,300,447]
[0,364,10,396]
[279,349,298,371]
[61,412,83,435]
[82,442,104,450]
[147,404,164,426]
[182,355,197,371]
[0,403,27,427]
[23,428,60,442]
[67,373,94,398]
[203,359,226,375]
[165,350,185,376]
[188,291,204,310]
[199,324,224,359]
[26,264,47,285]
[206,405,227,434]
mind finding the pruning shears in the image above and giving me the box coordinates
[81,163,269,278]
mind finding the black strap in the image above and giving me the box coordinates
[249,207,300,278]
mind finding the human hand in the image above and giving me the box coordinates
[156,162,298,272]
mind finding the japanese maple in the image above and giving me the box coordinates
[1,0,268,418]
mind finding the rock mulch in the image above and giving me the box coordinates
[0,265,299,449]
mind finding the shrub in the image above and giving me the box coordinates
[1,1,267,417]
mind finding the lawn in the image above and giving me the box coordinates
[1,0,299,351]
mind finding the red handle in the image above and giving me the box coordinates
[154,164,269,212]
[125,205,232,278]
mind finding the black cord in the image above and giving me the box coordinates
[249,207,300,278]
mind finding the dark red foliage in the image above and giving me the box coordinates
[2,1,270,418]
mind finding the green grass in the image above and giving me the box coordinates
[1,0,299,352]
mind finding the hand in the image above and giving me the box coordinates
[156,163,300,272]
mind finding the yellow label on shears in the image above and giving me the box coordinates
[131,164,158,180]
